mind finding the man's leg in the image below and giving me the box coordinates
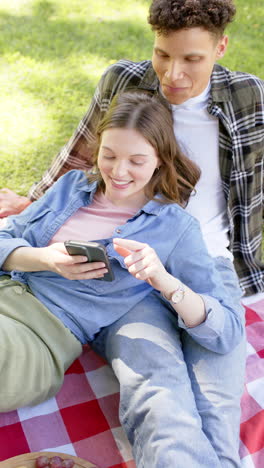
[182,257,246,468]
[0,276,82,411]
[92,294,222,468]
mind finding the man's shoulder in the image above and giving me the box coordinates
[104,59,152,75]
[211,64,264,103]
[99,59,158,94]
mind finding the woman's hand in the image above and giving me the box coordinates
[113,237,206,328]
[113,237,171,292]
[41,243,109,280]
[3,243,108,280]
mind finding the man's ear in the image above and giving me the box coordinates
[216,35,229,59]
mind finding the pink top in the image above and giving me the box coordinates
[49,190,138,244]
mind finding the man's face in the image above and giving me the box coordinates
[152,27,228,105]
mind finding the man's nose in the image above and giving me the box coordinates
[165,61,184,82]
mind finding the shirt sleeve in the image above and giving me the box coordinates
[164,218,244,354]
[27,69,110,201]
[0,174,69,268]
[0,200,43,269]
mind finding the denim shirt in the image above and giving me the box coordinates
[0,170,243,351]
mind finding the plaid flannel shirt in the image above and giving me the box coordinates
[28,60,264,296]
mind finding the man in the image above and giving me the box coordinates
[0,1,263,465]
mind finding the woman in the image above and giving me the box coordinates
[0,92,244,467]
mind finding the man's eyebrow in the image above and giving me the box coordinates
[184,52,204,57]
[154,46,203,57]
[154,46,168,54]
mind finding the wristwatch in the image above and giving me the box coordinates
[164,281,186,304]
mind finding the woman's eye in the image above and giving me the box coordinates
[103,155,115,160]
[131,160,144,166]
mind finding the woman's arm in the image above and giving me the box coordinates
[113,234,244,355]
[113,238,206,328]
[2,244,109,280]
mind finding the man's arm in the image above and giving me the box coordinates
[26,61,130,202]
[0,188,32,218]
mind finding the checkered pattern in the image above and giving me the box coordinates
[0,295,263,467]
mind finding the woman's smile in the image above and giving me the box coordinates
[97,127,160,209]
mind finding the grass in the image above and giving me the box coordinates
[0,0,263,258]
[0,0,263,194]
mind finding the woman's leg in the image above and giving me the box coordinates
[182,257,246,468]
[0,276,82,411]
[92,294,222,468]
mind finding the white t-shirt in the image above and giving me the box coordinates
[170,83,232,260]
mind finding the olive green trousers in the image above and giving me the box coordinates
[0,275,82,412]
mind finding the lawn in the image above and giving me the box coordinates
[0,0,263,194]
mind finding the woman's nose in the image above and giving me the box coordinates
[112,160,128,177]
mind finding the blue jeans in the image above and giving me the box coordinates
[92,257,246,468]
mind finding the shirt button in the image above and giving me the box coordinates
[116,229,121,234]
[14,286,23,295]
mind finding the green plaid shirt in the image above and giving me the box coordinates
[29,60,264,296]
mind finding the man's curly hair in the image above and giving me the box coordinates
[148,0,236,36]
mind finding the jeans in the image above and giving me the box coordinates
[92,257,246,468]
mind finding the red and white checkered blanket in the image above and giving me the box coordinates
[1,294,263,468]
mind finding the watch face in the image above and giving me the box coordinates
[171,285,185,304]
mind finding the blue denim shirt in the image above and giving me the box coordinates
[0,170,243,351]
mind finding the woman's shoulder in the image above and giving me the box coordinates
[150,200,200,229]
[55,170,96,190]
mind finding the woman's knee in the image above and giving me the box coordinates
[0,316,64,412]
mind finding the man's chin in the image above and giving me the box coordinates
[166,95,189,105]
[162,88,190,105]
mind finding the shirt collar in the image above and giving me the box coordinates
[137,61,232,104]
[138,61,160,91]
[210,64,232,103]
[138,198,169,216]
[78,176,98,195]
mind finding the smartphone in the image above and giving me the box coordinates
[64,240,115,282]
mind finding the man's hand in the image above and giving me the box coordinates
[0,188,32,217]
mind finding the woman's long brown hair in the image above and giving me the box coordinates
[88,91,200,206]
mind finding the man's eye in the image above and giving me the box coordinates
[155,51,168,58]
[187,57,201,62]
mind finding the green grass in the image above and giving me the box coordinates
[0,0,263,194]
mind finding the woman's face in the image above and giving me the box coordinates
[97,127,160,209]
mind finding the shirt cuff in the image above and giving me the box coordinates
[177,294,225,339]
[0,239,32,269]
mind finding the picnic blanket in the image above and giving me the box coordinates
[0,293,264,468]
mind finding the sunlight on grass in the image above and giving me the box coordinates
[0,94,48,150]
[0,0,263,196]
[0,0,30,14]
